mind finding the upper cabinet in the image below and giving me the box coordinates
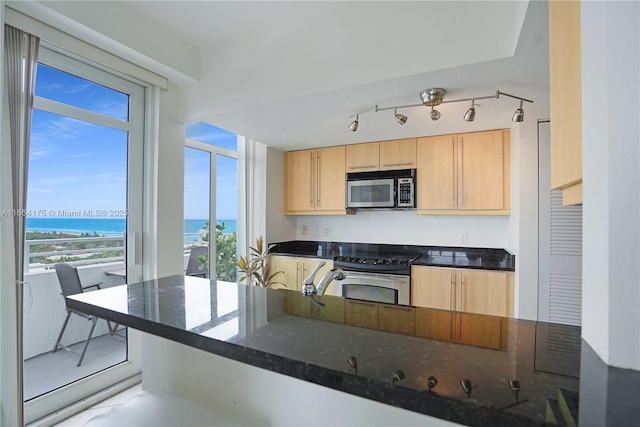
[549,0,582,206]
[346,138,416,172]
[416,130,510,214]
[284,146,349,215]
[345,142,379,172]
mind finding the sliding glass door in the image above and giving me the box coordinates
[23,46,143,423]
[184,123,238,283]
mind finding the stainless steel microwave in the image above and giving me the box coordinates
[346,169,416,209]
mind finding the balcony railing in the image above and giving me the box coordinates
[24,235,125,274]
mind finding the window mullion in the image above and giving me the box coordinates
[33,97,130,131]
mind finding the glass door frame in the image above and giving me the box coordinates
[185,138,238,280]
[23,45,144,423]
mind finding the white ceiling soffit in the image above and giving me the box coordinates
[198,0,548,151]
[172,1,529,121]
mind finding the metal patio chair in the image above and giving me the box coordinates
[186,246,209,278]
[52,263,118,367]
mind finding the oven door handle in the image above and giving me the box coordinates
[343,273,409,283]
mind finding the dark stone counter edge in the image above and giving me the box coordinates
[67,298,548,427]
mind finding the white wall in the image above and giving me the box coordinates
[156,85,186,278]
[266,148,297,244]
[581,1,640,370]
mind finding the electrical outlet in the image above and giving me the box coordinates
[460,233,469,245]
[301,225,308,235]
[323,226,330,236]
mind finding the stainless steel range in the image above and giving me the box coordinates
[333,254,420,306]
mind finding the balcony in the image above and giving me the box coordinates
[22,236,202,401]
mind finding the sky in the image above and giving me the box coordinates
[27,63,238,222]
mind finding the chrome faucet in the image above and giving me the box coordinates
[301,261,346,297]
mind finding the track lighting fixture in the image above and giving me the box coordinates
[348,115,359,132]
[512,100,525,122]
[394,108,407,125]
[430,105,441,121]
[347,88,532,130]
[464,100,476,122]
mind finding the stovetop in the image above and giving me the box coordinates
[333,253,421,275]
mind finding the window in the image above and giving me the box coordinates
[184,123,239,282]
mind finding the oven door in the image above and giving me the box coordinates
[338,272,410,305]
[346,178,395,208]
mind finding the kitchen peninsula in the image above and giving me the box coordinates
[67,275,602,427]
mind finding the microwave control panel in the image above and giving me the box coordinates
[397,178,415,208]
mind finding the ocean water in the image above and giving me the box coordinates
[26,218,236,241]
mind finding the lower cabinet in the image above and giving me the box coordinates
[415,308,508,350]
[411,266,514,317]
[284,291,345,324]
[344,300,416,336]
[269,255,335,293]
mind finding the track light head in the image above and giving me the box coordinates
[394,108,407,125]
[349,115,359,131]
[512,100,524,122]
[430,105,441,121]
[464,100,476,122]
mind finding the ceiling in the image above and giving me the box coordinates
[128,1,549,151]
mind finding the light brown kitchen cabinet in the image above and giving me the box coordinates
[268,255,335,294]
[549,0,582,206]
[416,130,510,214]
[345,142,379,172]
[284,146,349,215]
[345,299,379,329]
[411,266,514,318]
[284,291,345,324]
[378,304,415,336]
[345,138,416,172]
[379,138,417,170]
[415,307,507,350]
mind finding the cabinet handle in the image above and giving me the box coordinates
[349,300,376,307]
[449,273,454,311]
[460,137,465,208]
[449,273,454,339]
[309,152,314,208]
[382,305,412,312]
[381,162,413,167]
[349,165,377,169]
[316,151,321,207]
[460,274,465,312]
[451,137,456,207]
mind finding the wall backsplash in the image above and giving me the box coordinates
[295,210,511,248]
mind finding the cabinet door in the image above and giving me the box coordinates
[457,313,507,350]
[379,138,416,170]
[414,307,454,342]
[411,266,455,310]
[458,131,504,210]
[316,146,346,212]
[379,304,415,336]
[345,300,379,329]
[269,255,300,291]
[316,296,345,324]
[345,142,379,172]
[457,269,509,317]
[285,150,314,212]
[416,135,457,209]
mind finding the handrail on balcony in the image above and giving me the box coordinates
[24,235,125,274]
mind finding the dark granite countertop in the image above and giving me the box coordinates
[66,275,640,426]
[269,240,515,271]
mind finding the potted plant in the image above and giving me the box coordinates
[237,236,284,288]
